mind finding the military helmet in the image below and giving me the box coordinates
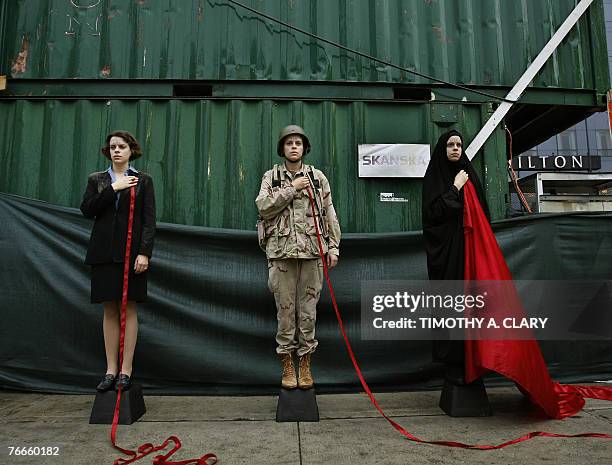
[277,124,311,157]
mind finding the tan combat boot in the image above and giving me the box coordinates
[280,353,297,389]
[298,353,314,389]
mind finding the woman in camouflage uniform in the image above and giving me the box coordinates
[256,125,341,390]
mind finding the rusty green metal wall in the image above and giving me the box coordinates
[0,99,506,232]
[1,1,607,232]
[1,0,608,94]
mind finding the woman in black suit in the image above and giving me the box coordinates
[80,130,156,392]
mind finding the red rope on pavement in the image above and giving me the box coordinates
[305,187,612,449]
[110,186,218,465]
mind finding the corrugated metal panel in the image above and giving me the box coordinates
[0,98,506,232]
[1,0,607,92]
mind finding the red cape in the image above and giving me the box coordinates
[462,181,612,419]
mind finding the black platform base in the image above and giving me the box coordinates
[439,378,492,417]
[89,384,146,425]
[276,388,319,422]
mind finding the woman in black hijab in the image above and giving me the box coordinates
[422,129,489,281]
[422,129,491,416]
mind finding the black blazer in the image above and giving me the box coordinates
[80,169,156,265]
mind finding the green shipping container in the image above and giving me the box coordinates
[0,98,507,231]
[1,0,607,88]
[0,0,609,230]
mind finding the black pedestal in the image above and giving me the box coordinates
[89,384,146,425]
[276,388,319,422]
[439,378,492,417]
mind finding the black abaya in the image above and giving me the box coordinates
[421,130,490,363]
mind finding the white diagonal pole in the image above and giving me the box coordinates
[466,0,595,160]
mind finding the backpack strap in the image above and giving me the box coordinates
[306,165,320,189]
[272,164,282,188]
[306,165,329,237]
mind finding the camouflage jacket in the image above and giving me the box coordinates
[255,163,341,260]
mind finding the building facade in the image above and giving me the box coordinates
[523,0,612,172]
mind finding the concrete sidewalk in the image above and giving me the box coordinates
[1,387,611,465]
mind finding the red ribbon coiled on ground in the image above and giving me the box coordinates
[110,186,217,465]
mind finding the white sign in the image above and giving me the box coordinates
[379,193,410,203]
[358,144,430,178]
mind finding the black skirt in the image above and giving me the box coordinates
[91,262,148,303]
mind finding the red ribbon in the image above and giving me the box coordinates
[110,186,217,465]
[305,186,612,449]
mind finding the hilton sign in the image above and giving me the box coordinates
[511,155,601,171]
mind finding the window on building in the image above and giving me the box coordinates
[557,131,577,152]
[596,129,612,150]
[596,129,612,159]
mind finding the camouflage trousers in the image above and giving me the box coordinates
[268,258,323,356]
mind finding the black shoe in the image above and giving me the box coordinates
[115,374,132,391]
[96,374,116,392]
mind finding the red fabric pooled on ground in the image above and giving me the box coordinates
[462,181,612,419]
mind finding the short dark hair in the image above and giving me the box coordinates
[101,130,143,160]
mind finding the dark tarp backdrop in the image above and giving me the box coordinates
[1,192,611,394]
